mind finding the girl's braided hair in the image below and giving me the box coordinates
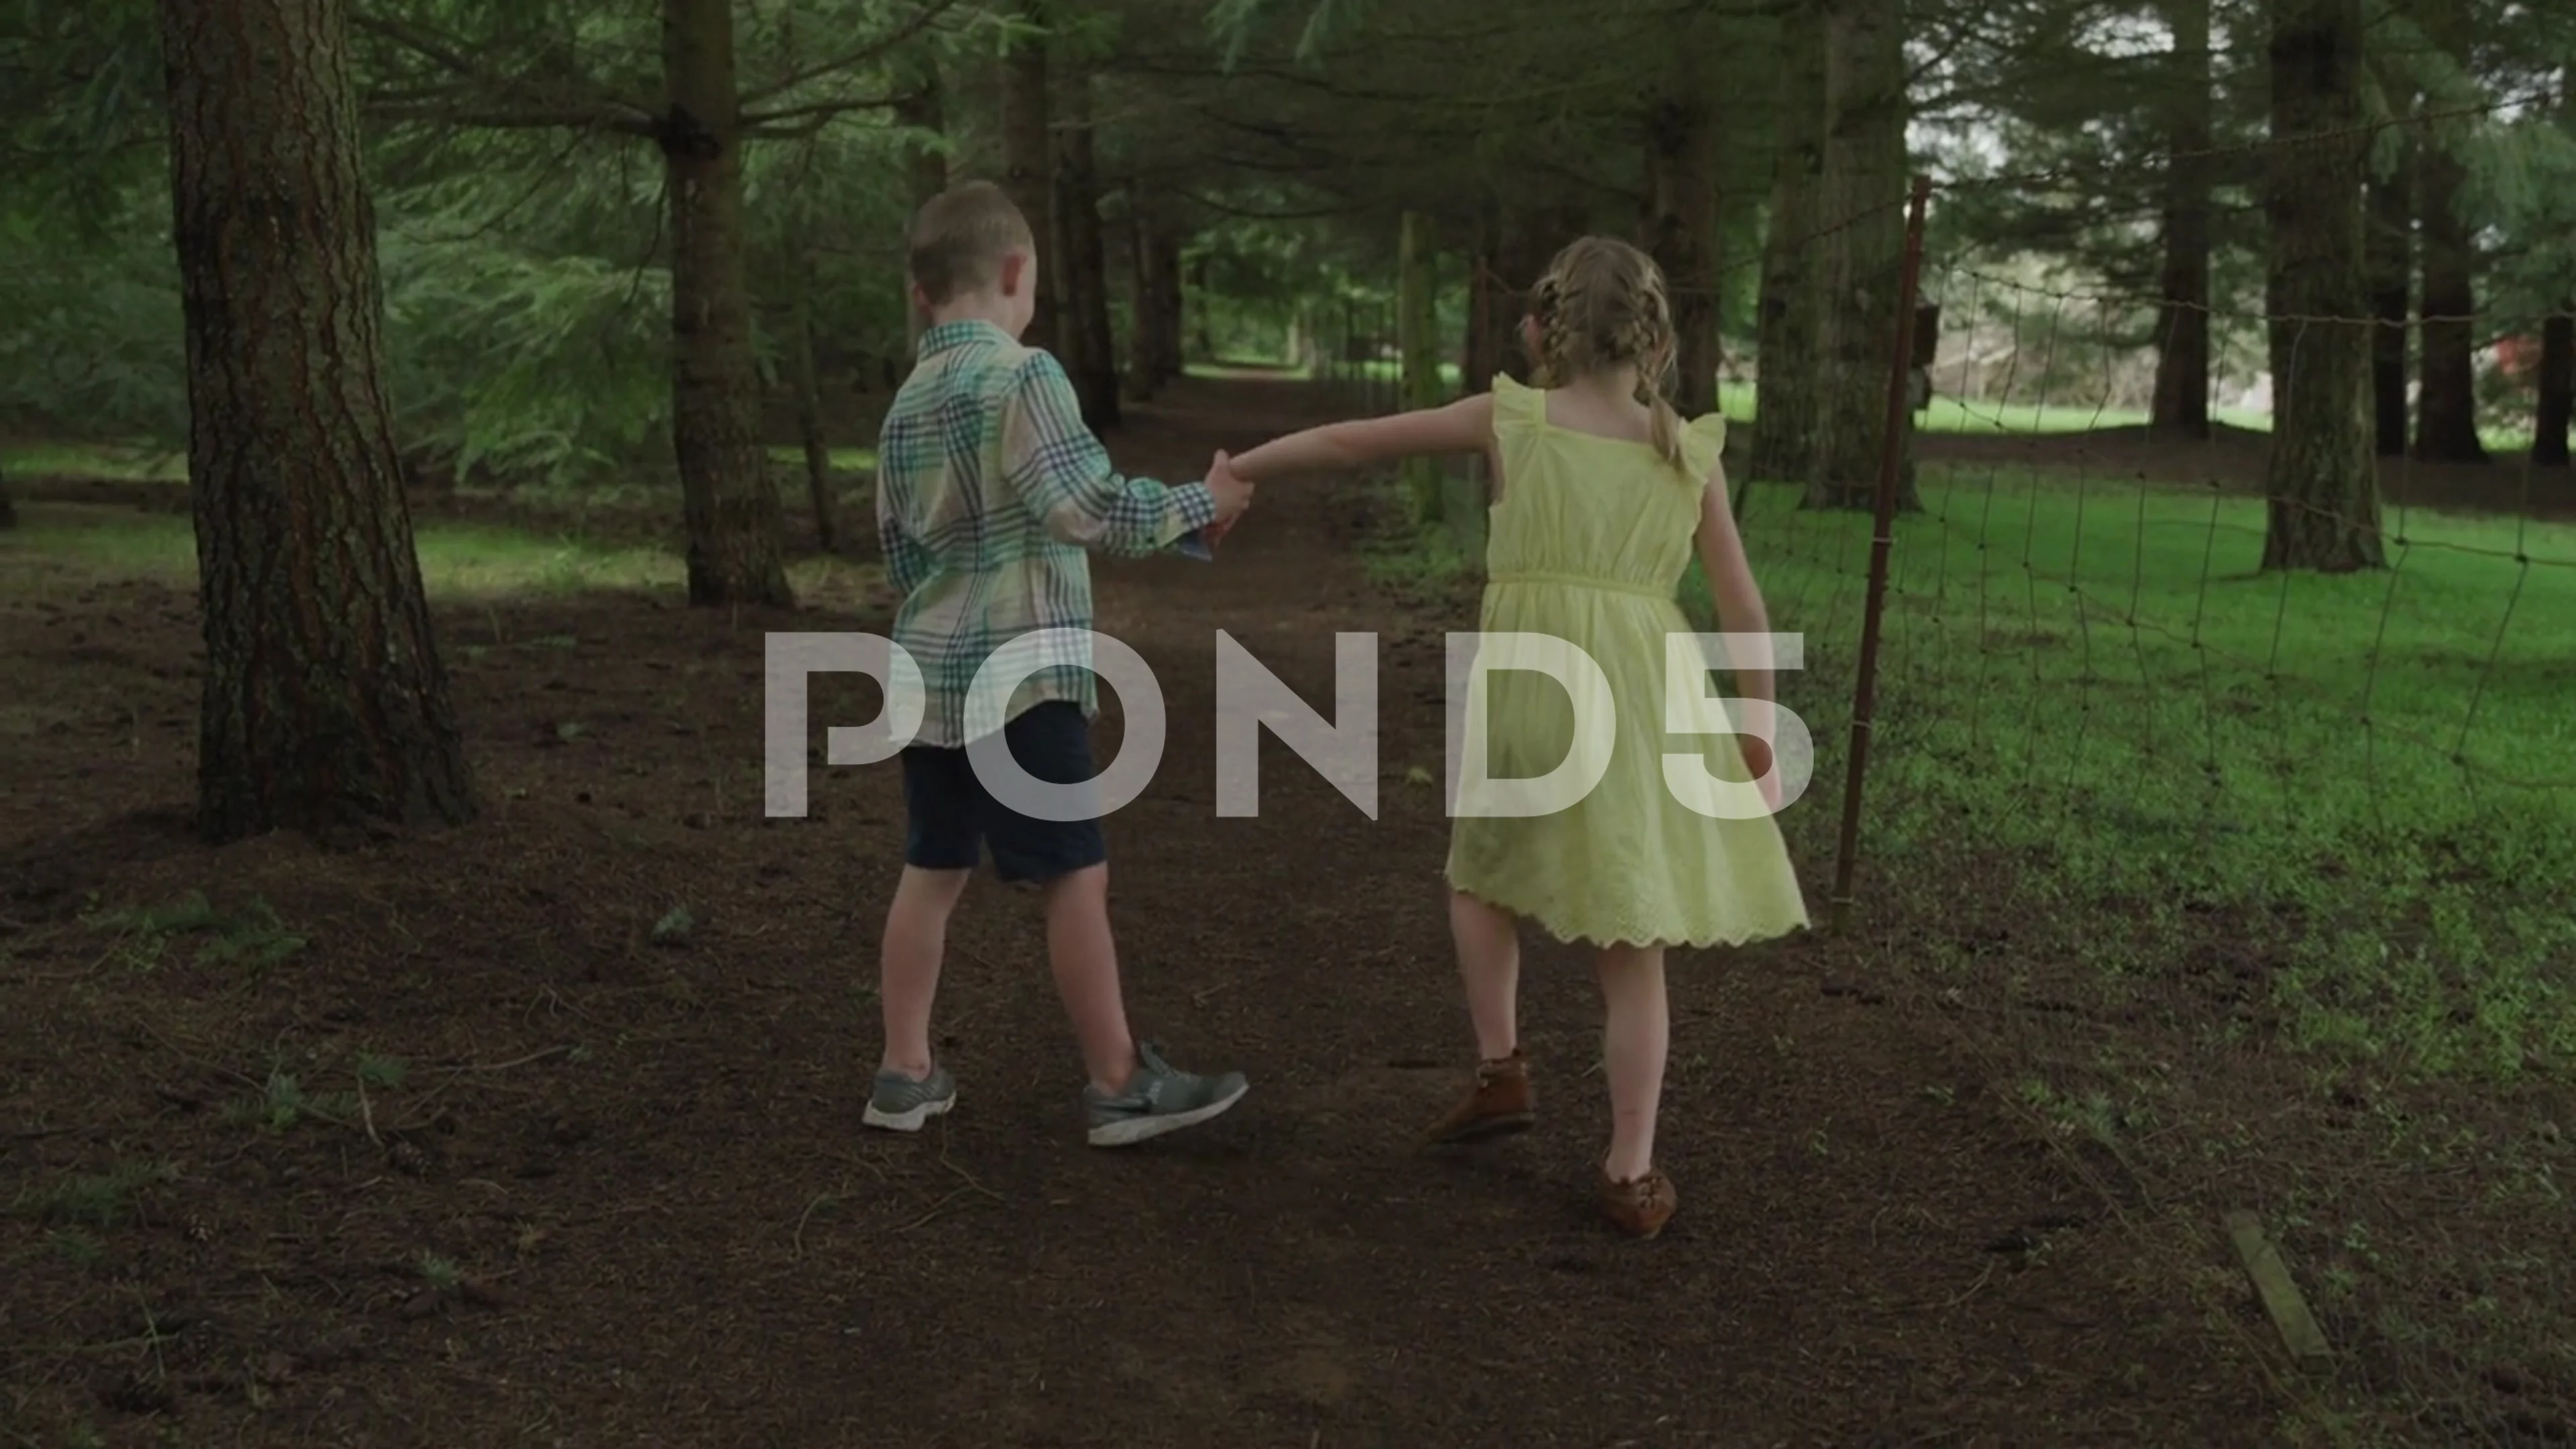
[1525,236,1690,476]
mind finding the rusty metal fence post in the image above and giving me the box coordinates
[1828,174,1935,924]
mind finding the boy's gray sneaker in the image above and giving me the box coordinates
[863,1064,957,1132]
[1084,1041,1248,1147]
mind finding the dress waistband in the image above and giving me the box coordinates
[1487,570,1671,600]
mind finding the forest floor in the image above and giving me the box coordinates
[1,378,2559,1447]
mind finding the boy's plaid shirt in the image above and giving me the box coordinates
[875,319,1215,748]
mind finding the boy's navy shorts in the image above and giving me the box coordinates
[900,702,1107,883]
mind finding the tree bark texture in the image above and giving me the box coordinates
[2365,131,2413,457]
[1807,0,1915,511]
[157,0,477,843]
[1752,0,1825,485]
[1000,3,1056,354]
[661,0,793,606]
[1053,62,1120,429]
[1644,90,1721,417]
[2149,0,2214,439]
[2261,0,2384,572]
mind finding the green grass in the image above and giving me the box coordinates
[1709,380,2278,436]
[2,441,876,484]
[1704,466,2576,1079]
[1,504,879,608]
[1208,369,2533,449]
[5,508,684,595]
[0,441,188,482]
[1378,454,2576,1077]
[763,444,875,474]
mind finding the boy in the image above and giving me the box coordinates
[865,180,1256,1148]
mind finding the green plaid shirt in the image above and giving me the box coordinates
[875,319,1215,748]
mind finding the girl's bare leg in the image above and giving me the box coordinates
[1423,890,1535,1146]
[1448,890,1521,1060]
[1593,943,1669,1183]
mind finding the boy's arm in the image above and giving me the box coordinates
[1228,394,1495,484]
[1000,352,1216,559]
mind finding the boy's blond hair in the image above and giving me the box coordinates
[908,180,1036,305]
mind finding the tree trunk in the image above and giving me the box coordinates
[1464,192,1504,396]
[1806,0,1913,512]
[1053,64,1120,429]
[1495,208,1543,387]
[1644,89,1721,417]
[660,0,793,607]
[2261,0,2383,572]
[2412,170,2485,461]
[1152,233,1185,381]
[1000,1,1055,354]
[1398,211,1443,524]
[2538,310,2574,468]
[1752,0,1826,484]
[1126,201,1162,402]
[157,0,476,844]
[1189,254,1212,362]
[2365,124,2413,456]
[2412,0,2486,464]
[788,277,837,553]
[897,56,948,353]
[2149,0,2213,439]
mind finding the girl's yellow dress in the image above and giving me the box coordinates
[1444,375,1812,949]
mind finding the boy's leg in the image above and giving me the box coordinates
[879,865,973,1079]
[1424,889,1534,1145]
[865,747,980,1133]
[1038,861,1140,1094]
[983,702,1248,1147]
[1594,942,1677,1238]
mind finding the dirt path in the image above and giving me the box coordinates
[1,377,2271,1446]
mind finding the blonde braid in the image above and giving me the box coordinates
[1526,236,1694,478]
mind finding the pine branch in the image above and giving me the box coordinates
[367,97,658,136]
[742,93,912,137]
[353,14,655,137]
[736,0,965,107]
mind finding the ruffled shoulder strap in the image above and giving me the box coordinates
[1489,373,1544,433]
[1679,411,1728,481]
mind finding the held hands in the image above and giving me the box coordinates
[1203,449,1254,551]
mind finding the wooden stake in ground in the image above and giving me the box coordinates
[2222,1209,2333,1371]
[157,0,478,843]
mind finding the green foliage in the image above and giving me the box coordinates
[379,209,674,489]
[0,198,188,447]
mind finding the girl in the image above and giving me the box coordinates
[1224,237,1810,1238]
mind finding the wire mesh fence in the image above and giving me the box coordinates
[1336,114,2575,1442]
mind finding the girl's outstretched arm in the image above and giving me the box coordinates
[1693,461,1782,789]
[1228,394,1495,484]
